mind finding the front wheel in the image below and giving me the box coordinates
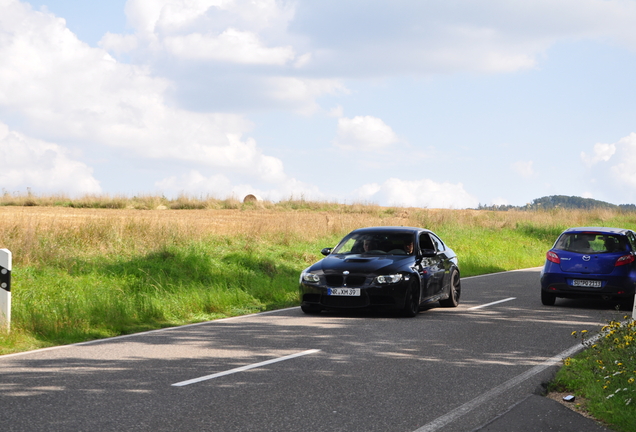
[440,269,461,307]
[402,279,420,317]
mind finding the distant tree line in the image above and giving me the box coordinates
[477,195,636,212]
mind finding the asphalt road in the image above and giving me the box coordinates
[0,268,628,432]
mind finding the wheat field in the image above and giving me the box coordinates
[1,203,632,264]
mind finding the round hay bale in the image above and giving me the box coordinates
[243,194,262,203]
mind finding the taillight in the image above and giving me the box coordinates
[615,254,635,266]
[547,251,560,264]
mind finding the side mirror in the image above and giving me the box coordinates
[419,249,436,257]
[321,248,332,256]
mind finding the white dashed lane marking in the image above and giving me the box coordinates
[467,297,516,310]
[172,349,321,387]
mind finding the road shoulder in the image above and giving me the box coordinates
[474,394,612,432]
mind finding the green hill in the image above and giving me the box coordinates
[479,195,636,211]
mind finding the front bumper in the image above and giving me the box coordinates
[299,281,410,310]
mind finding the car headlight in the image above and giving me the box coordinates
[375,274,403,284]
[302,272,320,283]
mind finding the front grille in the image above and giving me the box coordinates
[325,274,367,287]
[321,295,369,308]
[325,275,344,287]
[346,276,367,287]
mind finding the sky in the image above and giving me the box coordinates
[1,0,636,209]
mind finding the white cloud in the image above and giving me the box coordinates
[576,133,636,203]
[124,0,295,37]
[0,123,101,195]
[109,0,299,65]
[162,29,296,64]
[0,1,289,184]
[511,160,534,178]
[284,0,636,77]
[155,171,234,198]
[93,0,636,115]
[155,170,326,202]
[101,0,636,79]
[581,142,616,167]
[263,77,347,115]
[293,52,312,68]
[328,105,344,118]
[333,116,400,150]
[99,32,138,55]
[353,178,479,209]
[609,133,636,189]
[490,197,510,206]
[99,0,343,112]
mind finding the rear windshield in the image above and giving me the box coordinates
[554,232,629,254]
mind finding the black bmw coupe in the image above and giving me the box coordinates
[299,226,461,317]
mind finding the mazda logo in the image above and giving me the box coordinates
[582,255,591,261]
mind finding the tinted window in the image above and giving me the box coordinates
[430,234,445,252]
[554,232,628,253]
[419,233,435,250]
[332,231,416,255]
[627,232,636,251]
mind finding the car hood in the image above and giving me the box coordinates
[310,254,412,274]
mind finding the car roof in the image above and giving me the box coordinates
[348,226,431,234]
[561,227,633,235]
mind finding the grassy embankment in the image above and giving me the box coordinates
[551,318,636,431]
[0,194,635,430]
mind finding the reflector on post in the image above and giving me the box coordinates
[0,249,11,331]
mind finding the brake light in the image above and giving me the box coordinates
[547,251,560,264]
[615,254,635,266]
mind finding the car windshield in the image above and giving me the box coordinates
[332,231,416,255]
[554,232,629,254]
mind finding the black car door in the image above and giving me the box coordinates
[429,233,450,294]
[418,233,445,297]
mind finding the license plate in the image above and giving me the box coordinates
[572,279,602,288]
[328,288,360,296]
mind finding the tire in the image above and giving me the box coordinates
[618,298,634,311]
[440,269,461,307]
[541,291,556,306]
[301,304,322,314]
[402,279,420,317]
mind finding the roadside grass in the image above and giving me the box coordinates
[1,234,332,353]
[550,318,636,432]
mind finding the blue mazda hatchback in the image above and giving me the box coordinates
[540,227,636,306]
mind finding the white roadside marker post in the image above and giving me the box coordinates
[632,291,636,320]
[0,249,11,332]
